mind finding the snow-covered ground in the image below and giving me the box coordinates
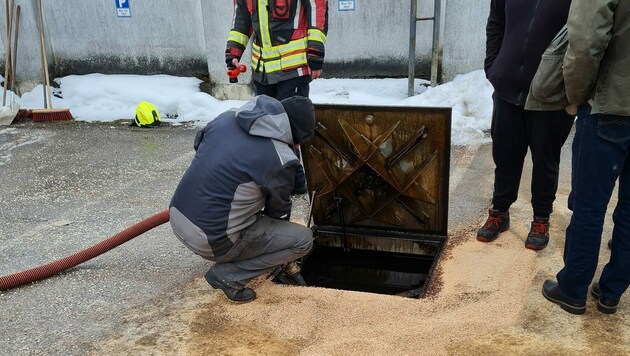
[7,70,494,146]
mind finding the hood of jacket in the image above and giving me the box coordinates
[236,95,294,145]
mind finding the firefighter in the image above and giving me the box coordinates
[225,0,328,100]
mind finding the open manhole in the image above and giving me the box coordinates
[300,104,451,298]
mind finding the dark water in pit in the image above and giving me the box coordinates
[301,245,436,297]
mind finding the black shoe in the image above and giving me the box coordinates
[477,209,510,242]
[204,268,256,303]
[591,282,620,314]
[525,217,550,251]
[272,270,307,286]
[542,280,586,315]
[270,262,308,286]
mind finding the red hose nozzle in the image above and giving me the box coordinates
[227,64,247,83]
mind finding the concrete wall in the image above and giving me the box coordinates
[2,0,209,92]
[441,0,490,81]
[0,0,490,97]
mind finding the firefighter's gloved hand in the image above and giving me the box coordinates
[226,57,240,70]
[225,47,242,69]
[309,68,323,80]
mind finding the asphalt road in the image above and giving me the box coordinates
[0,122,204,355]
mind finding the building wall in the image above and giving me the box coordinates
[0,0,490,97]
[441,0,490,81]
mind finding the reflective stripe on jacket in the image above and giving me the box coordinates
[226,0,328,85]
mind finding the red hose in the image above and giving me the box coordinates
[0,209,170,291]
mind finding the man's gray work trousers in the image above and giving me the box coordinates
[209,216,312,286]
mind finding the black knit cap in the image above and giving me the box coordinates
[280,96,316,145]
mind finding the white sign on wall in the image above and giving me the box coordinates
[338,0,355,11]
[116,0,131,18]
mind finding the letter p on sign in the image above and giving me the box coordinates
[116,0,131,17]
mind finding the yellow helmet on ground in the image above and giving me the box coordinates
[131,101,161,127]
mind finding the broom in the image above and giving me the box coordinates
[2,0,13,107]
[31,0,72,122]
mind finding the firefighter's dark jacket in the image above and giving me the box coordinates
[226,0,328,85]
[485,0,571,106]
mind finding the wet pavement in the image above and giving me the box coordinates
[0,122,203,355]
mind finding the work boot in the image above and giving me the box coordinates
[525,217,550,251]
[477,209,510,242]
[204,268,256,303]
[542,279,586,315]
[591,282,620,314]
[271,261,307,286]
[272,270,307,286]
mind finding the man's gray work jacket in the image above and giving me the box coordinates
[169,95,301,259]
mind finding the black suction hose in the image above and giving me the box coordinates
[0,210,170,291]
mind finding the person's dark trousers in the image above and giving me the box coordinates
[255,75,312,100]
[490,95,574,217]
[557,105,630,302]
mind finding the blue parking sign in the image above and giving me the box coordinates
[116,0,131,18]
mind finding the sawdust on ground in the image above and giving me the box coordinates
[94,144,630,355]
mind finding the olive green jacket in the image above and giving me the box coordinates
[524,26,570,111]
[564,0,630,116]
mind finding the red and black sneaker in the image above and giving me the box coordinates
[477,209,510,242]
[525,217,550,250]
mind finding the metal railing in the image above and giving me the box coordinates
[408,0,442,96]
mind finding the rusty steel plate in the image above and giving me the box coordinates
[302,104,451,236]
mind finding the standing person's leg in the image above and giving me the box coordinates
[275,75,312,100]
[254,81,278,98]
[490,97,529,211]
[594,118,630,310]
[211,216,313,286]
[524,109,574,250]
[527,109,574,217]
[548,109,623,306]
[478,95,528,242]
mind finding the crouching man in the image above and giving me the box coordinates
[169,95,316,303]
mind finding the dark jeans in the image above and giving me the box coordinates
[255,75,312,100]
[490,95,574,217]
[556,105,630,302]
